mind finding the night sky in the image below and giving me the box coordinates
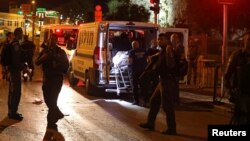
[0,0,76,12]
[0,0,105,12]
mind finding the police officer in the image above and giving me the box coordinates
[187,38,199,85]
[139,33,177,135]
[21,35,36,81]
[225,31,250,125]
[147,39,160,56]
[8,27,24,121]
[1,32,14,80]
[35,34,69,130]
[128,40,148,105]
[141,39,160,107]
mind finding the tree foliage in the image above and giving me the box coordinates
[105,0,150,22]
[185,0,250,33]
[54,0,94,23]
[50,0,250,33]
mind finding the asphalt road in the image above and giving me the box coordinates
[0,66,231,141]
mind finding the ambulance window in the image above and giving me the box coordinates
[112,31,131,51]
[55,29,73,45]
[66,29,78,50]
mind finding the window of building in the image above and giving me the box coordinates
[0,19,4,26]
[14,21,17,26]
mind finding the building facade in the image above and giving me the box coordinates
[0,0,59,41]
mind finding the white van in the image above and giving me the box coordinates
[68,21,159,95]
[39,24,79,60]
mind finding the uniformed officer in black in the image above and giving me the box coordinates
[35,34,69,130]
[1,32,14,80]
[8,27,24,121]
[139,33,177,135]
[225,32,250,125]
[21,35,36,80]
[128,40,148,105]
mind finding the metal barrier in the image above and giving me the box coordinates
[198,59,218,88]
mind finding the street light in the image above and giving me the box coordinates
[31,0,36,42]
[149,0,160,24]
[218,0,235,99]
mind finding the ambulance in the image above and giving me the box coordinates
[67,21,189,95]
[68,21,159,95]
[39,24,79,60]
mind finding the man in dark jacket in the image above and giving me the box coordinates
[225,31,250,125]
[187,38,200,85]
[36,34,69,130]
[1,32,14,80]
[21,35,36,81]
[8,27,24,121]
[128,40,148,105]
[139,33,177,135]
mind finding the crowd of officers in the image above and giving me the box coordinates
[0,28,35,121]
[128,33,185,135]
[1,27,249,136]
[0,27,69,134]
[0,29,185,135]
[0,32,35,81]
[129,31,250,134]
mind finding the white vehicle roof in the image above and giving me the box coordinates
[79,21,159,28]
[41,24,79,30]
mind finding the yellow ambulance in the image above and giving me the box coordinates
[68,21,159,95]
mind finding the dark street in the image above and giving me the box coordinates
[0,66,231,141]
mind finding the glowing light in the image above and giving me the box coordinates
[56,29,61,33]
[131,0,187,27]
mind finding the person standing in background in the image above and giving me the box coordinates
[170,33,185,106]
[7,27,24,121]
[128,40,148,105]
[147,39,160,56]
[21,35,36,81]
[187,38,200,85]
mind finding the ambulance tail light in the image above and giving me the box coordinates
[93,46,101,69]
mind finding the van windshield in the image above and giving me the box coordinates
[55,29,78,46]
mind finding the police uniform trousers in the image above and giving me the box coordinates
[8,69,22,115]
[173,77,180,105]
[132,72,141,103]
[42,74,63,126]
[147,77,177,131]
[187,60,197,85]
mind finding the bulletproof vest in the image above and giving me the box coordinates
[157,47,175,78]
[9,39,23,70]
